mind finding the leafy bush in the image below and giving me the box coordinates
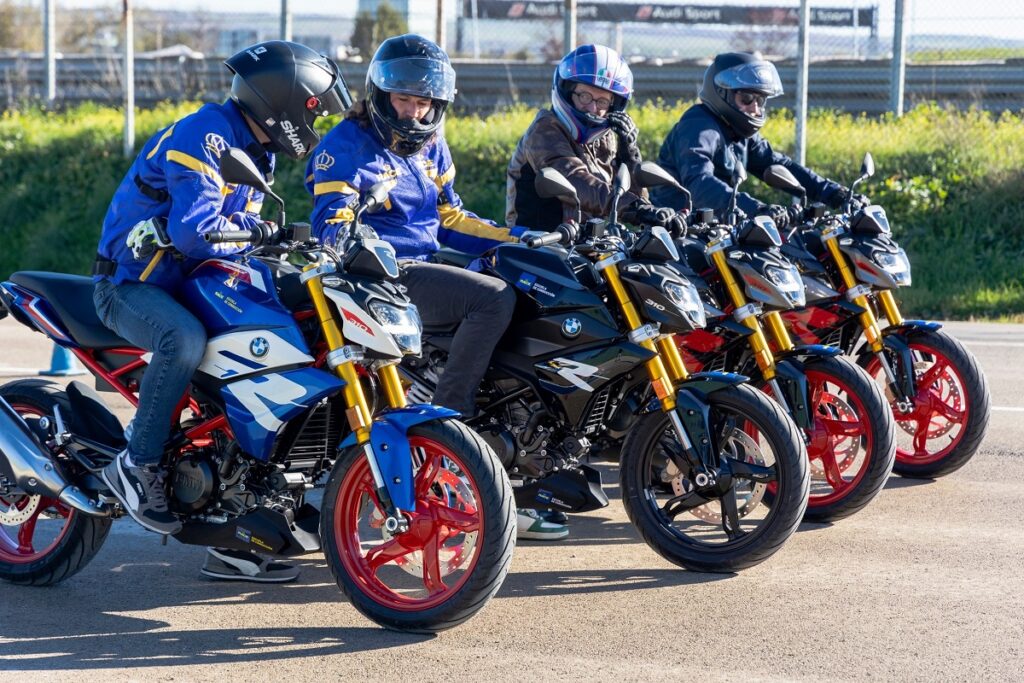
[1,102,1022,319]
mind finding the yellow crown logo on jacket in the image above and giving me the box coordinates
[314,150,335,172]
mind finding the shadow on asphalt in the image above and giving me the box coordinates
[884,475,935,489]
[498,566,731,599]
[0,556,428,670]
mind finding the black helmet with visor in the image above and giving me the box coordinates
[225,40,352,160]
[365,34,456,157]
[699,52,783,139]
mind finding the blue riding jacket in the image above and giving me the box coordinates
[651,104,845,217]
[306,117,525,259]
[96,100,274,290]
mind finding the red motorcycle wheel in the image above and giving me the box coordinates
[864,329,990,478]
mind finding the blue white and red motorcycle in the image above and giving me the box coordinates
[0,148,515,633]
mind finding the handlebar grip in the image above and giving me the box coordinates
[204,229,256,244]
[525,231,563,248]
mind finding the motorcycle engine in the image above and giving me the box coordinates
[170,450,255,515]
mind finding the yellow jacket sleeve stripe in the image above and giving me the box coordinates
[166,150,224,189]
[146,124,176,160]
[433,166,456,190]
[324,207,356,225]
[314,180,358,196]
[438,204,517,241]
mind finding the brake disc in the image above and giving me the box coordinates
[811,391,861,476]
[0,493,41,526]
[671,427,768,524]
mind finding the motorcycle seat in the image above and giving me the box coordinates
[433,248,475,269]
[9,271,128,349]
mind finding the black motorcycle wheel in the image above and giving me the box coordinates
[862,329,990,478]
[320,418,515,633]
[620,384,809,573]
[0,380,112,585]
[788,356,895,522]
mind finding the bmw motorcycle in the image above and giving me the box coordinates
[0,148,515,633]
[406,162,809,573]
[673,166,895,522]
[764,155,991,478]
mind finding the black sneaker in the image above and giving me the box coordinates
[201,548,300,583]
[101,450,182,535]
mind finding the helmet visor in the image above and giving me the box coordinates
[714,61,784,97]
[369,56,457,102]
[305,58,353,117]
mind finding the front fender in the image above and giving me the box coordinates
[672,372,748,470]
[885,319,943,335]
[339,404,460,512]
[775,344,843,361]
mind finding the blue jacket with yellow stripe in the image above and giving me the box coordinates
[96,100,274,290]
[306,117,524,259]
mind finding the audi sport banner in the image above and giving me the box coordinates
[463,2,877,28]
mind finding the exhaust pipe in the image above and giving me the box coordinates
[0,397,108,517]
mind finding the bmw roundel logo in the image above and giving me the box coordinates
[249,336,270,358]
[561,317,582,338]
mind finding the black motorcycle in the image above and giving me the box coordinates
[405,162,809,573]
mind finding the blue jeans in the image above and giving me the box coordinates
[94,279,207,466]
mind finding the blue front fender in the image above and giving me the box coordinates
[339,404,460,512]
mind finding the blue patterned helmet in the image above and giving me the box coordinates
[551,44,634,144]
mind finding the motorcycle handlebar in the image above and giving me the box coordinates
[524,231,564,249]
[203,229,257,244]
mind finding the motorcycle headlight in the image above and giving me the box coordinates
[765,265,806,307]
[368,301,422,355]
[664,280,707,329]
[873,249,912,286]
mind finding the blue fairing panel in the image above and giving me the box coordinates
[222,366,345,460]
[339,404,460,512]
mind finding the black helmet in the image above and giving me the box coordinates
[225,40,352,160]
[365,34,456,157]
[699,52,783,139]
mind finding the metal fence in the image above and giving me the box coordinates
[3,53,1022,115]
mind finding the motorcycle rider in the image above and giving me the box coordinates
[507,43,686,235]
[652,52,865,228]
[94,41,351,582]
[305,35,567,541]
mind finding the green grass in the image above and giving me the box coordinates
[1,102,1023,320]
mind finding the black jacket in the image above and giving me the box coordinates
[651,103,845,217]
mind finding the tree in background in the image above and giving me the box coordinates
[0,0,42,52]
[350,1,408,60]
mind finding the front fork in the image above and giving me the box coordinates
[304,265,410,531]
[821,232,914,408]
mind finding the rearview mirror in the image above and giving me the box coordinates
[363,181,392,214]
[219,147,272,195]
[635,161,682,190]
[762,164,806,197]
[535,167,580,203]
[860,152,875,178]
[614,163,631,195]
[732,163,747,187]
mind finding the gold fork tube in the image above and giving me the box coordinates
[304,265,373,444]
[876,289,905,327]
[377,364,408,409]
[764,311,795,352]
[708,249,777,380]
[599,256,677,410]
[823,238,884,352]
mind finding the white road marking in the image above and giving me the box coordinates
[961,341,1024,348]
[993,406,1024,412]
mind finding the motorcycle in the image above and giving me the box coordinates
[0,148,515,633]
[407,162,809,573]
[765,154,991,478]
[673,165,895,522]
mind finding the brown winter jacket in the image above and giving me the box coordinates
[506,109,645,232]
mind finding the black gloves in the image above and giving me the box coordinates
[627,200,688,235]
[607,111,642,166]
[252,220,280,246]
[850,193,871,211]
[762,204,791,231]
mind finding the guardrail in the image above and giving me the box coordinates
[2,56,1022,114]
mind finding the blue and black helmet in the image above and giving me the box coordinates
[699,52,783,139]
[365,34,457,157]
[551,44,634,144]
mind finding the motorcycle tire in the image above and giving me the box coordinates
[320,417,515,633]
[0,380,112,585]
[620,383,809,573]
[862,329,990,479]
[780,356,896,522]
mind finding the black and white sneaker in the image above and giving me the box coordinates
[101,450,182,535]
[201,548,300,583]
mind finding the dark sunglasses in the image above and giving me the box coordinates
[736,91,767,108]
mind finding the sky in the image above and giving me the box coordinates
[49,0,1024,40]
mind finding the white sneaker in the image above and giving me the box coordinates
[516,508,569,541]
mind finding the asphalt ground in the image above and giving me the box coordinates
[0,317,1022,681]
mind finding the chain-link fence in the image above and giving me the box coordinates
[1,0,1022,114]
